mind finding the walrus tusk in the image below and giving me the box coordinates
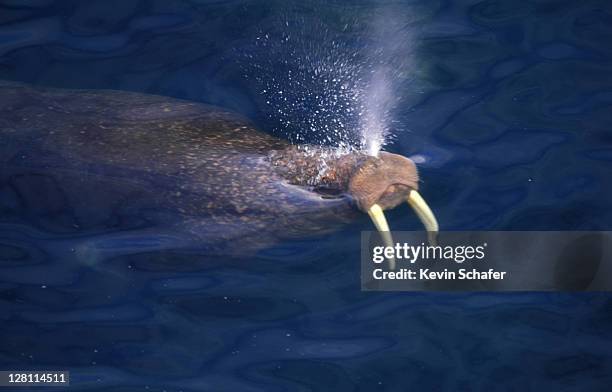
[407,190,439,246]
[367,204,396,270]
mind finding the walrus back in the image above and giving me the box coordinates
[0,82,288,170]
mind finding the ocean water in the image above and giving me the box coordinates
[1,0,612,390]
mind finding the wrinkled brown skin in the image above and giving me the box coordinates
[270,148,419,211]
[0,82,418,254]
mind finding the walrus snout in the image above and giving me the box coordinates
[348,152,419,211]
[348,152,439,266]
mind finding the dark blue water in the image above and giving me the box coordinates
[1,0,612,390]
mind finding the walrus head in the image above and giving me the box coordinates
[269,147,438,251]
[346,152,438,252]
[348,151,420,210]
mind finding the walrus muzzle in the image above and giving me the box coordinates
[349,152,438,269]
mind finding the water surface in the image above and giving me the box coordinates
[1,0,612,390]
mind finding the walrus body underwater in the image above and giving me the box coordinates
[0,82,437,261]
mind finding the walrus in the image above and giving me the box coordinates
[0,81,437,264]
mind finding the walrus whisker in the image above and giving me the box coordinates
[367,203,396,270]
[407,190,439,246]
